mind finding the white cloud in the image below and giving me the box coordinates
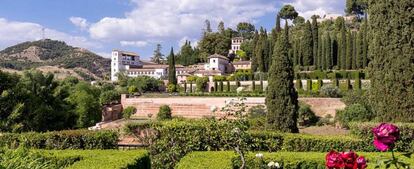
[0,18,101,50]
[285,0,345,20]
[96,52,112,58]
[89,0,277,42]
[120,40,148,47]
[69,17,89,30]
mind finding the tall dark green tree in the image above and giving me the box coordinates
[237,22,255,39]
[361,18,368,68]
[355,30,363,69]
[311,15,319,67]
[340,18,347,69]
[324,32,332,69]
[151,44,164,64]
[345,31,353,70]
[266,20,299,133]
[352,32,357,69]
[167,48,177,86]
[301,21,313,66]
[317,30,323,69]
[275,14,281,32]
[250,30,259,72]
[368,0,414,122]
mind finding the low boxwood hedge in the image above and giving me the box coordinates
[349,122,414,152]
[178,151,414,169]
[38,149,150,169]
[0,130,118,149]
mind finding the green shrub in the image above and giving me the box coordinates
[335,104,374,128]
[122,106,136,119]
[0,147,62,169]
[0,130,118,149]
[167,84,177,93]
[298,104,319,126]
[157,105,172,120]
[38,149,150,169]
[175,151,236,169]
[306,79,312,92]
[319,85,341,98]
[349,122,414,152]
[99,90,120,105]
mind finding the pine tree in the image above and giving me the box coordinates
[266,21,299,133]
[368,0,414,122]
[301,21,313,66]
[311,15,319,66]
[167,48,177,87]
[346,31,352,70]
[151,44,164,64]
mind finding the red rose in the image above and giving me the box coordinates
[340,151,358,169]
[356,156,367,169]
[326,151,345,169]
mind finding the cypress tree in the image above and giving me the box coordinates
[355,30,363,69]
[219,81,224,92]
[184,82,187,93]
[362,18,368,68]
[293,40,299,66]
[320,34,326,70]
[340,24,347,69]
[333,78,339,88]
[260,79,264,92]
[317,30,323,69]
[324,32,332,69]
[302,21,313,66]
[312,16,319,67]
[295,78,303,91]
[352,32,357,69]
[266,21,299,133]
[227,81,230,92]
[168,48,177,87]
[306,79,312,92]
[252,80,256,92]
[317,79,323,91]
[346,31,352,70]
[190,82,193,93]
[251,31,259,72]
[276,14,281,32]
[368,0,414,122]
[214,81,218,92]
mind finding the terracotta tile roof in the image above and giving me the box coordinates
[207,54,229,60]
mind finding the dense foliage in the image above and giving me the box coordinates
[157,105,172,120]
[367,0,414,122]
[0,70,115,132]
[0,130,118,149]
[266,21,299,133]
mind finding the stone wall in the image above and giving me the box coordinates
[102,104,123,121]
[121,95,345,119]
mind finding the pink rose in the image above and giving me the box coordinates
[326,151,345,169]
[356,156,367,169]
[372,123,400,151]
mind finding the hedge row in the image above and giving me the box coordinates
[177,151,414,169]
[180,92,265,97]
[130,120,373,168]
[349,122,414,152]
[38,149,150,169]
[0,130,118,149]
[296,70,366,79]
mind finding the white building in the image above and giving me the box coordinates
[229,37,244,54]
[111,50,142,81]
[204,54,230,74]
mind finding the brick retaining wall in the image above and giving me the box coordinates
[121,95,345,119]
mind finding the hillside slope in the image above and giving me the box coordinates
[0,39,110,80]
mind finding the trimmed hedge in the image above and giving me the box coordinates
[178,151,414,169]
[130,119,379,168]
[175,151,236,169]
[38,149,150,169]
[349,122,414,152]
[0,130,118,149]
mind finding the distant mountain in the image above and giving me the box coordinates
[0,39,110,80]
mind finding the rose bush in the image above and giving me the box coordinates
[371,123,400,151]
[325,150,366,169]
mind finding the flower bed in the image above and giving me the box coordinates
[177,151,414,169]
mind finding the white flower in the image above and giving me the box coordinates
[267,161,275,167]
[255,153,263,158]
[274,162,280,168]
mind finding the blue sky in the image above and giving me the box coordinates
[0,0,345,60]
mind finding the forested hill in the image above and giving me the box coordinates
[0,39,110,79]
